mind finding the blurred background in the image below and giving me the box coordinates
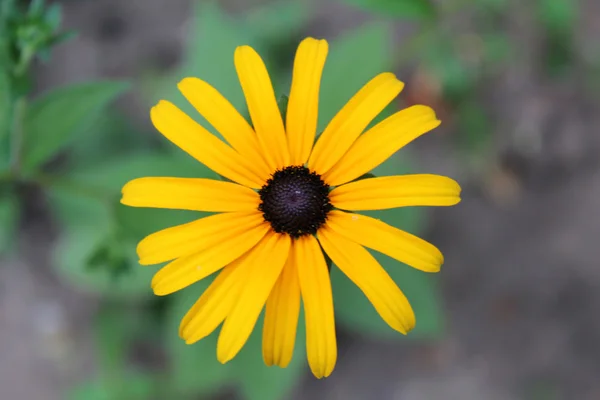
[1,0,599,399]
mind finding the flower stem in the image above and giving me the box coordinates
[9,97,26,175]
[30,173,114,204]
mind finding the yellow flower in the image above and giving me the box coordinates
[121,37,461,378]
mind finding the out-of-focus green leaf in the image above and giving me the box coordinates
[44,3,62,30]
[538,0,576,33]
[67,372,155,400]
[343,0,436,21]
[277,94,289,121]
[318,23,392,132]
[67,151,217,194]
[66,151,217,240]
[332,155,443,339]
[94,305,130,373]
[166,279,307,399]
[49,187,153,299]
[49,151,217,298]
[28,0,44,16]
[0,190,19,256]
[66,110,150,169]
[21,80,129,172]
[166,279,233,397]
[425,39,472,101]
[331,253,444,339]
[0,70,10,159]
[233,313,307,400]
[537,0,577,76]
[244,1,310,44]
[149,2,258,139]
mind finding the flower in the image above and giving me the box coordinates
[121,37,461,378]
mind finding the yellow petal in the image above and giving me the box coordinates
[286,38,328,165]
[235,45,290,171]
[308,73,404,175]
[318,226,415,334]
[262,257,301,368]
[177,77,271,181]
[137,211,264,265]
[217,231,291,364]
[324,105,440,186]
[295,235,337,378]
[121,177,260,212]
[330,174,461,210]
[326,210,443,273]
[150,100,265,189]
[179,252,255,344]
[151,222,270,295]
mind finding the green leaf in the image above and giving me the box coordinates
[232,312,307,400]
[0,71,11,169]
[331,252,444,340]
[67,151,217,240]
[332,155,443,339]
[343,0,436,21]
[21,80,130,172]
[318,23,392,132]
[166,280,234,397]
[147,2,259,140]
[424,39,472,101]
[94,305,130,373]
[277,94,289,121]
[165,279,308,399]
[49,187,153,300]
[48,151,217,298]
[67,151,217,194]
[537,0,577,76]
[44,3,62,30]
[0,189,19,256]
[537,0,576,33]
[243,1,311,45]
[65,110,149,169]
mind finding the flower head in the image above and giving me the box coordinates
[121,37,461,378]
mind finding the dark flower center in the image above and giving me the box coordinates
[258,165,333,238]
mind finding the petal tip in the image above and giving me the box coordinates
[177,76,200,91]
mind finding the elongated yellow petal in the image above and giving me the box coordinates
[295,235,337,378]
[262,256,301,368]
[286,38,328,165]
[150,100,265,189]
[121,177,260,212]
[177,77,271,181]
[326,210,443,272]
[217,231,291,364]
[308,73,404,175]
[137,211,264,265]
[235,45,290,171]
[179,253,255,344]
[151,222,270,295]
[324,105,440,186]
[330,174,461,211]
[318,226,415,334]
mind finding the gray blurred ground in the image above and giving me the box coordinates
[2,0,600,399]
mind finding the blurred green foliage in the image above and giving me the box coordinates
[0,0,585,398]
[344,0,436,20]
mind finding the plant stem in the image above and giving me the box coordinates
[30,173,114,203]
[9,97,26,175]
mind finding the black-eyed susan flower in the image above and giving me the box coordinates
[121,37,461,378]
